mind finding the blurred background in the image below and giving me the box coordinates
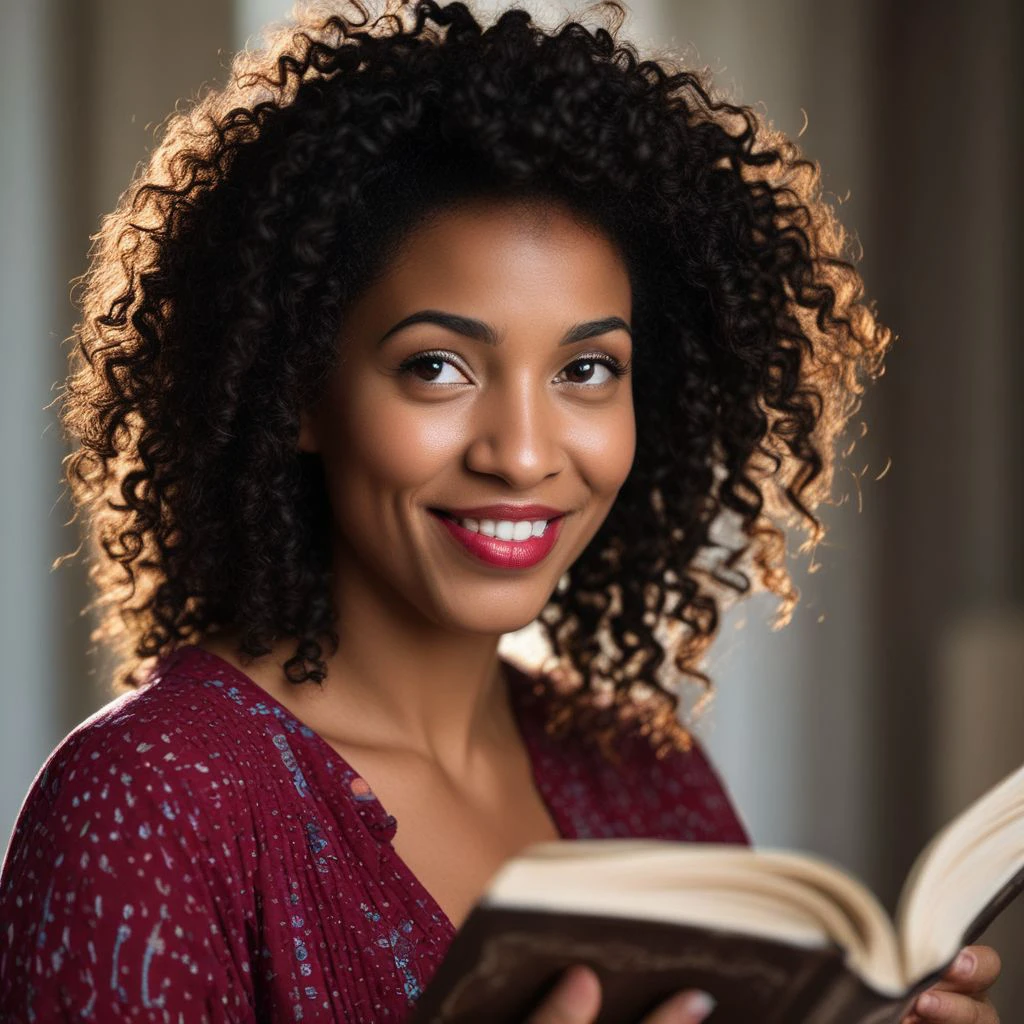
[2,0,1021,1012]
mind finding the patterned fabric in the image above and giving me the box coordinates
[0,644,749,1022]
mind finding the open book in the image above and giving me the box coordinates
[411,762,1024,1024]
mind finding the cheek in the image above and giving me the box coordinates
[570,401,637,497]
[326,379,468,496]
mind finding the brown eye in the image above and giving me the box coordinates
[398,352,471,385]
[559,356,626,386]
[409,356,445,381]
[566,360,599,383]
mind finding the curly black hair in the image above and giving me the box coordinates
[59,0,891,755]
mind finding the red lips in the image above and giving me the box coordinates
[429,509,564,570]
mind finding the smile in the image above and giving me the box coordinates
[448,515,550,540]
[429,510,565,569]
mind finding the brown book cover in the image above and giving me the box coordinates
[410,864,1024,1024]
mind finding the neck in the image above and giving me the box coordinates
[325,584,510,765]
[237,558,516,773]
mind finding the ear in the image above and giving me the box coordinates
[298,408,320,453]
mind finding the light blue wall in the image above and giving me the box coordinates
[0,0,64,849]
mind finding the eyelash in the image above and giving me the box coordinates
[396,350,631,384]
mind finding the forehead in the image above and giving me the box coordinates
[373,195,632,306]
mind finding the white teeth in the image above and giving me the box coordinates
[512,520,533,541]
[452,516,551,540]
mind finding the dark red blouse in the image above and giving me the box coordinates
[0,644,749,1022]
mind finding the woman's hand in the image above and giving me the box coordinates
[902,945,1001,1023]
[526,965,715,1023]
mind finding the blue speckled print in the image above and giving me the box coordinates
[0,645,748,1022]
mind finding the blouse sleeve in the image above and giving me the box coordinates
[0,722,253,1022]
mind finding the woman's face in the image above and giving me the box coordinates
[300,197,636,636]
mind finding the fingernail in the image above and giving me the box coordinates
[917,992,939,1015]
[678,991,717,1022]
[954,949,976,976]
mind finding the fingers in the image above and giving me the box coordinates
[526,965,601,1024]
[903,992,998,1024]
[934,946,1003,994]
[641,988,717,1023]
[899,945,1002,1024]
[525,966,717,1024]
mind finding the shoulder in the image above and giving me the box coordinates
[0,651,245,900]
[0,650,256,1014]
[588,710,751,846]
[17,648,253,834]
[628,725,751,845]
[0,645,269,920]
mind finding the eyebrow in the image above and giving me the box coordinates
[375,309,633,348]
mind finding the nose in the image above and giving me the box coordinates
[463,374,565,488]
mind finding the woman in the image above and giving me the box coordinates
[0,1,1001,1021]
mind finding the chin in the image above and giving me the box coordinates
[429,588,554,638]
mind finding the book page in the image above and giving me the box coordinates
[485,841,906,994]
[896,762,1024,981]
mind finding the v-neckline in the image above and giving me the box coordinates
[164,643,572,936]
